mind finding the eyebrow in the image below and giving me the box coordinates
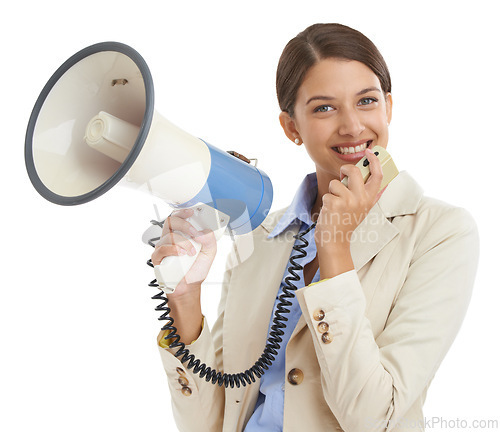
[306,87,382,105]
[357,87,382,96]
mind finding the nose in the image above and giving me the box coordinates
[338,109,365,137]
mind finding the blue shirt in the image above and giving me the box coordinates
[244,173,320,432]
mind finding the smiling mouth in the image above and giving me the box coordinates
[333,140,373,154]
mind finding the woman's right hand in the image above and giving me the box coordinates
[151,208,217,299]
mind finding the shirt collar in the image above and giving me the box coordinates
[267,173,318,238]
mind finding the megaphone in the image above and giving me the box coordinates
[25,41,273,291]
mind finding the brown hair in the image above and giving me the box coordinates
[276,23,391,117]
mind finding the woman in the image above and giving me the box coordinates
[152,23,479,431]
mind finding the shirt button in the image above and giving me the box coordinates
[287,368,304,385]
[178,376,189,386]
[313,309,325,321]
[321,332,333,344]
[181,386,192,396]
[317,321,329,333]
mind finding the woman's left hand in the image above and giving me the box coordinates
[314,149,384,278]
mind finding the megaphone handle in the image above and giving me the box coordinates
[153,203,229,294]
[154,233,202,294]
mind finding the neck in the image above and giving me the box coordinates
[311,169,339,222]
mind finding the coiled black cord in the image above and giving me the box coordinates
[147,219,316,388]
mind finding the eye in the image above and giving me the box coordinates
[314,105,334,113]
[358,97,378,106]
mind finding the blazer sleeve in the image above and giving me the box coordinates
[156,250,235,432]
[295,206,479,432]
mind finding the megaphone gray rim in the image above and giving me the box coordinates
[24,41,154,206]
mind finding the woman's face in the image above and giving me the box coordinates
[281,58,393,181]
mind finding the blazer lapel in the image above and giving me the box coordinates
[350,203,399,271]
[351,170,423,270]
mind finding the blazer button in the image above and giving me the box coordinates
[178,376,189,386]
[181,386,192,396]
[313,309,325,321]
[287,368,304,385]
[321,332,333,344]
[176,367,186,375]
[317,321,329,333]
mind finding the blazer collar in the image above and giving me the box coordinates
[261,171,423,271]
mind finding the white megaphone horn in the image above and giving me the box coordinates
[25,42,273,292]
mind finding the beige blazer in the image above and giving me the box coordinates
[157,171,479,432]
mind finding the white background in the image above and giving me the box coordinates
[1,1,499,431]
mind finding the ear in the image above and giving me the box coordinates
[385,93,393,125]
[279,111,302,145]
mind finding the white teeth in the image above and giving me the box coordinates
[336,142,368,154]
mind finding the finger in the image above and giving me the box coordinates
[162,210,197,237]
[321,190,343,212]
[171,207,195,219]
[364,149,384,198]
[151,243,187,266]
[328,179,350,198]
[161,207,194,232]
[339,164,365,196]
[157,231,198,254]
